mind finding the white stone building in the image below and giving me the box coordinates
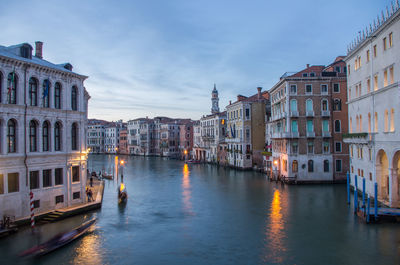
[104,120,123,153]
[0,41,89,220]
[344,4,400,207]
[87,123,105,153]
[199,112,226,163]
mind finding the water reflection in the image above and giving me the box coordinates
[264,188,286,263]
[73,228,103,265]
[182,164,193,215]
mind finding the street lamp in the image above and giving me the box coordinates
[273,159,279,181]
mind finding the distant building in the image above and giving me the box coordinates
[0,41,89,220]
[87,123,105,153]
[199,112,226,163]
[344,4,400,207]
[269,57,349,182]
[104,120,124,153]
[119,129,128,155]
[179,122,194,160]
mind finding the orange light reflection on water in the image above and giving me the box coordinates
[182,164,193,215]
[73,229,102,265]
[264,189,287,264]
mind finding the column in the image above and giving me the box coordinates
[389,168,398,207]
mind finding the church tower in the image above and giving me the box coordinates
[211,84,220,114]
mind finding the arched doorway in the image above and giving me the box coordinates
[376,149,389,201]
[392,151,400,207]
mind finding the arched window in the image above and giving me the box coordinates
[43,121,50,152]
[374,112,378,132]
[306,99,313,112]
[7,119,17,153]
[308,160,314,172]
[43,79,50,108]
[350,117,353,133]
[7,72,17,104]
[292,160,298,173]
[334,120,341,133]
[321,99,328,111]
[333,99,341,111]
[368,113,371,133]
[390,108,395,132]
[71,86,78,111]
[29,77,38,106]
[71,123,78,150]
[324,160,329,172]
[29,120,37,152]
[54,121,62,151]
[384,109,389,132]
[54,82,61,109]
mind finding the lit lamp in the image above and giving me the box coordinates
[273,159,279,180]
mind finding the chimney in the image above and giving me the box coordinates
[306,64,310,68]
[229,100,231,105]
[35,41,43,59]
[257,87,262,100]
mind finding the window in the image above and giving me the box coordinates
[54,82,61,109]
[309,72,315,77]
[245,108,250,119]
[374,75,378,91]
[390,66,394,85]
[73,192,80,199]
[43,79,50,108]
[322,120,329,132]
[384,69,388,87]
[366,50,370,62]
[335,142,342,152]
[306,99,313,112]
[350,117,353,133]
[321,84,328,94]
[348,64,351,75]
[55,195,64,204]
[307,141,314,154]
[389,32,393,47]
[384,110,389,132]
[55,168,63,185]
[307,120,313,132]
[43,121,50,152]
[292,160,298,173]
[7,72,17,104]
[33,200,40,208]
[373,45,377,57]
[367,78,371,93]
[71,123,78,150]
[333,99,341,111]
[383,37,387,51]
[390,109,395,132]
[290,85,297,94]
[333,83,340,93]
[368,113,371,133]
[334,120,341,132]
[324,160,329,172]
[8,173,19,193]
[0,174,3,194]
[291,142,298,154]
[72,166,80,182]
[321,99,328,111]
[291,120,298,132]
[306,84,312,94]
[30,171,39,190]
[290,99,297,111]
[71,86,78,111]
[302,73,308,77]
[55,122,61,151]
[335,66,341,73]
[7,119,17,153]
[29,120,37,152]
[323,141,329,153]
[29,77,38,106]
[335,160,342,172]
[308,160,314,172]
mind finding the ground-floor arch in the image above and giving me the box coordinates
[376,149,389,201]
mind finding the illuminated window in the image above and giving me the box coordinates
[374,75,378,91]
[390,66,394,84]
[367,78,371,93]
[390,108,395,132]
[389,32,393,47]
[373,45,377,57]
[384,69,388,87]
[292,160,298,173]
[350,117,353,133]
[366,50,370,62]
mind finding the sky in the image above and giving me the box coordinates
[0,0,393,121]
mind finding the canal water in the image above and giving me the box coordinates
[1,155,399,265]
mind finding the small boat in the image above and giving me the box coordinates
[102,174,113,180]
[118,183,128,204]
[20,218,96,258]
[186,159,202,164]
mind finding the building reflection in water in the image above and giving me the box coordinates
[182,164,193,215]
[73,228,103,264]
[264,188,287,264]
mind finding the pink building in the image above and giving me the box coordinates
[119,129,129,155]
[179,122,194,160]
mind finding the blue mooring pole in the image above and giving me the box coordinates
[347,171,350,205]
[366,196,370,223]
[362,178,366,213]
[374,182,378,219]
[354,175,358,213]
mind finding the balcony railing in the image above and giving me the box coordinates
[306,111,315,117]
[290,111,299,117]
[342,132,371,144]
[291,131,299,138]
[306,131,315,138]
[321,110,330,117]
[322,131,331,137]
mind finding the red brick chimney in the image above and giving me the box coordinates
[35,41,43,59]
[306,64,310,68]
[257,87,262,100]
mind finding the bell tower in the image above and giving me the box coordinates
[211,84,219,114]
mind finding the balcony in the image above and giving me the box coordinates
[290,111,299,117]
[306,111,315,117]
[342,132,372,144]
[321,110,330,117]
[322,131,331,137]
[306,131,315,138]
[291,131,299,138]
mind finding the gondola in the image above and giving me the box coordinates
[118,183,128,204]
[20,218,96,258]
[185,159,202,164]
